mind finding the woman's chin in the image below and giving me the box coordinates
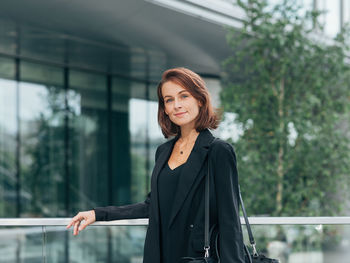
[173,121,195,128]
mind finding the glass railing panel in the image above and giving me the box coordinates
[1,219,350,263]
[0,226,45,262]
[110,226,147,263]
[45,225,147,263]
[67,226,110,263]
[44,226,66,263]
[241,224,350,263]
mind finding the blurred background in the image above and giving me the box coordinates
[0,0,349,262]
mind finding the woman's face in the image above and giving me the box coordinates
[162,81,201,129]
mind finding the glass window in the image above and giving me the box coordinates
[67,40,110,73]
[19,61,65,216]
[0,19,17,56]
[112,78,151,204]
[129,47,147,80]
[129,97,148,202]
[146,49,166,82]
[147,83,166,193]
[20,26,65,64]
[68,70,108,214]
[0,57,15,79]
[19,75,66,217]
[0,78,17,217]
[20,61,63,87]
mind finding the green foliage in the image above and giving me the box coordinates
[21,86,66,216]
[222,0,350,216]
[131,151,147,203]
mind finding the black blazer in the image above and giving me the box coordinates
[94,128,245,263]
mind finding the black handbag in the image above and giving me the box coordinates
[181,139,280,263]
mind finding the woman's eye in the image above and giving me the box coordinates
[165,99,173,103]
[181,95,188,98]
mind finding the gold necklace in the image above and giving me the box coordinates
[177,138,196,155]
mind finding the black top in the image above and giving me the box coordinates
[158,162,185,263]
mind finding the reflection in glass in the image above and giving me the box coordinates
[147,49,167,82]
[68,70,108,214]
[110,226,147,262]
[67,41,110,73]
[0,226,44,262]
[0,57,15,79]
[0,79,17,217]
[0,224,349,262]
[129,98,148,203]
[147,82,166,177]
[241,224,350,263]
[20,26,65,64]
[113,78,147,204]
[21,61,63,86]
[50,225,146,262]
[0,18,17,55]
[19,81,66,217]
[146,100,165,193]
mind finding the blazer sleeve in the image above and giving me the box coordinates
[94,146,161,221]
[93,192,151,221]
[212,140,245,263]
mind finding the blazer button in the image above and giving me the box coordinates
[190,224,194,228]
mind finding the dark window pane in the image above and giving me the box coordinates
[67,40,110,73]
[0,19,16,56]
[68,70,108,214]
[112,78,149,204]
[20,61,64,87]
[0,57,15,79]
[20,26,65,64]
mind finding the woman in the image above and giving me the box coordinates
[67,67,245,263]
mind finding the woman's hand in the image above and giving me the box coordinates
[66,210,96,236]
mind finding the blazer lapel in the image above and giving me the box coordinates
[167,129,214,228]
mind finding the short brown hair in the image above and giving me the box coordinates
[157,67,221,138]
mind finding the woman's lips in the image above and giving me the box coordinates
[175,112,186,117]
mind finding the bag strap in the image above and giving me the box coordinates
[205,138,258,258]
[238,185,258,256]
[204,137,218,258]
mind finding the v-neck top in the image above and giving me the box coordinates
[157,161,185,263]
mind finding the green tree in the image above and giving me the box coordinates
[21,86,66,216]
[222,0,350,216]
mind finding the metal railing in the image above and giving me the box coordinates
[1,217,350,226]
[1,217,350,263]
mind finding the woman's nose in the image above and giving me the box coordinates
[174,98,182,108]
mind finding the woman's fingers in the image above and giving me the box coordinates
[66,218,77,229]
[66,211,96,235]
[79,217,94,231]
[73,221,81,236]
[66,213,82,229]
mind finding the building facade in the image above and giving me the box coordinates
[0,0,349,262]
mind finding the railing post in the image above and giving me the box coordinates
[42,226,47,263]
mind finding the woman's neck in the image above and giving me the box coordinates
[178,128,199,145]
